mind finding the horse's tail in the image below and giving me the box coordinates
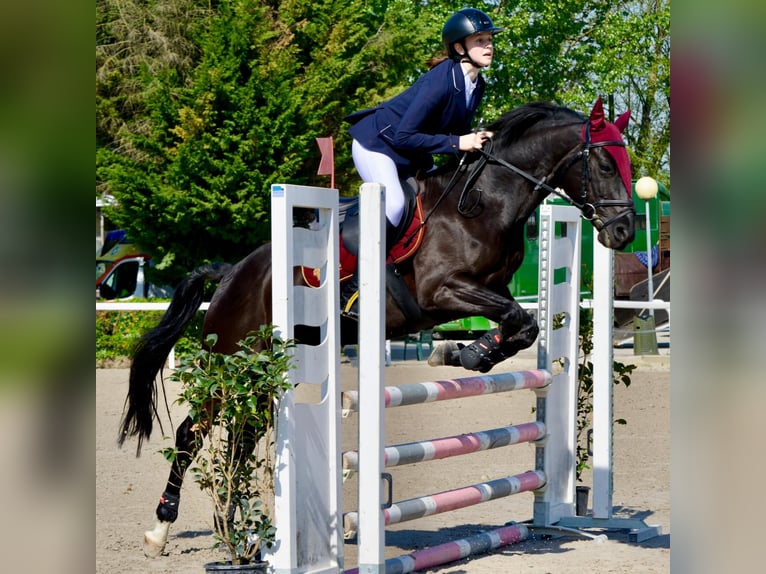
[118,262,233,456]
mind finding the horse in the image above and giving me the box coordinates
[118,98,635,557]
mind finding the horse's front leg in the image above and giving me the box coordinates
[455,301,537,372]
[461,308,538,371]
[425,282,537,372]
[143,415,203,558]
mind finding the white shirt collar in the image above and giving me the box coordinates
[463,69,478,107]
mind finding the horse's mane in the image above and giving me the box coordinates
[422,102,585,181]
[486,102,584,149]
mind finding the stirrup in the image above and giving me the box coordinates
[341,290,359,321]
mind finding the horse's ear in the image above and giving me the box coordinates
[589,97,606,131]
[614,109,631,133]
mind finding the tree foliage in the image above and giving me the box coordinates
[96,0,669,285]
[489,0,669,175]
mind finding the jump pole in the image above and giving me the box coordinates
[344,523,530,574]
[342,422,546,475]
[344,470,546,534]
[341,369,551,414]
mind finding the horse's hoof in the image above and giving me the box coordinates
[143,535,165,558]
[428,341,460,367]
[143,521,170,558]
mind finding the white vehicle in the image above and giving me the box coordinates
[96,230,172,300]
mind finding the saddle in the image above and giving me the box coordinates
[301,178,426,319]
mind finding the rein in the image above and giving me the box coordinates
[477,121,634,231]
[401,120,634,247]
[398,154,470,248]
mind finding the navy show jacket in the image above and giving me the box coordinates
[346,58,485,176]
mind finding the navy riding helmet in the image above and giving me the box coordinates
[442,8,503,61]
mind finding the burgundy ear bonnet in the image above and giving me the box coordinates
[584,97,632,196]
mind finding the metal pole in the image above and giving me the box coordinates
[644,199,655,319]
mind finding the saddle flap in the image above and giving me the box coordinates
[302,194,426,289]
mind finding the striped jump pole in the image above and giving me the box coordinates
[342,422,546,476]
[343,523,530,574]
[342,369,551,415]
[344,470,546,538]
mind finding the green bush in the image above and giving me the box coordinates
[96,304,203,365]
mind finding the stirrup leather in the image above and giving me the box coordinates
[343,290,359,314]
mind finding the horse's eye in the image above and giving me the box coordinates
[598,162,613,175]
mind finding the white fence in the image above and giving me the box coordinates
[96,299,669,371]
[96,302,210,311]
[95,300,669,314]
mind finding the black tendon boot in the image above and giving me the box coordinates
[156,491,180,522]
[459,328,505,372]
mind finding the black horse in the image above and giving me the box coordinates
[119,99,635,556]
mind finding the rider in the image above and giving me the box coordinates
[341,8,502,320]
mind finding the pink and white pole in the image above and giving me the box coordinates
[342,369,551,414]
[344,471,546,537]
[344,523,530,574]
[343,422,546,474]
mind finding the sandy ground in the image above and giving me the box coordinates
[96,343,669,573]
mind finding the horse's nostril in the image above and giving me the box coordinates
[616,224,627,240]
[618,225,631,243]
[613,215,635,245]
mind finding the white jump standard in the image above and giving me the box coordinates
[268,183,660,574]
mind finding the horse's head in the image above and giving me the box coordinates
[477,101,635,250]
[557,98,635,249]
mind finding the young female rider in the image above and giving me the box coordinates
[341,8,503,319]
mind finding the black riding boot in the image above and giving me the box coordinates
[340,219,398,321]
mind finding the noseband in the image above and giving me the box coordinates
[478,121,634,232]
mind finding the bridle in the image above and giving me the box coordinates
[409,120,634,248]
[474,121,634,232]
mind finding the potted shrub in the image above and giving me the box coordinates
[165,324,294,572]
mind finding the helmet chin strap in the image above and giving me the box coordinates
[460,56,482,68]
[458,42,485,69]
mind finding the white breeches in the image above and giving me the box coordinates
[352,139,405,227]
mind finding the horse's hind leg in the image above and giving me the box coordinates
[143,415,201,558]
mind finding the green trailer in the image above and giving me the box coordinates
[433,180,669,338]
